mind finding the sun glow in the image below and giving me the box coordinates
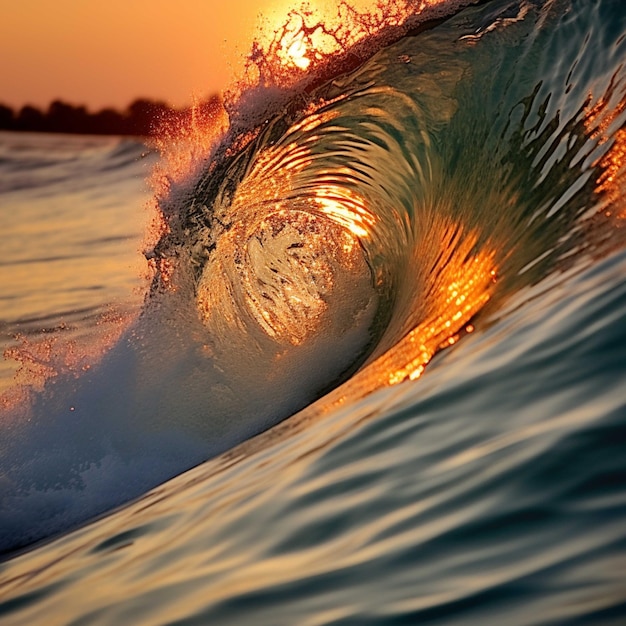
[283,31,311,69]
[248,0,449,88]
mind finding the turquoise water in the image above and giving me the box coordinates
[1,0,626,623]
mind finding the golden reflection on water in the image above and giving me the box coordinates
[314,186,376,239]
[584,87,626,221]
[596,127,626,220]
[377,229,496,385]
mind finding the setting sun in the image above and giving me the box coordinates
[284,31,311,69]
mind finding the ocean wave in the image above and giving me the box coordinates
[1,0,625,567]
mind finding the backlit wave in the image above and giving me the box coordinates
[1,0,625,557]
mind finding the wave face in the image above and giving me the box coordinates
[1,0,626,621]
[147,0,626,422]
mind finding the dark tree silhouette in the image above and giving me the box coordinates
[0,96,223,137]
[16,105,46,132]
[90,108,126,135]
[0,104,14,129]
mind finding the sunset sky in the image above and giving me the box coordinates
[0,0,308,110]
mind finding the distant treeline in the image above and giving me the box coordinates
[0,96,222,137]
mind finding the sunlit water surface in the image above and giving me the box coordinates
[1,0,626,624]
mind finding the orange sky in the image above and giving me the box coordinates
[0,0,414,111]
[0,0,284,110]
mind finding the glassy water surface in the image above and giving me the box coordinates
[1,0,625,623]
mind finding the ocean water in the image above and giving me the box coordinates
[1,0,626,623]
